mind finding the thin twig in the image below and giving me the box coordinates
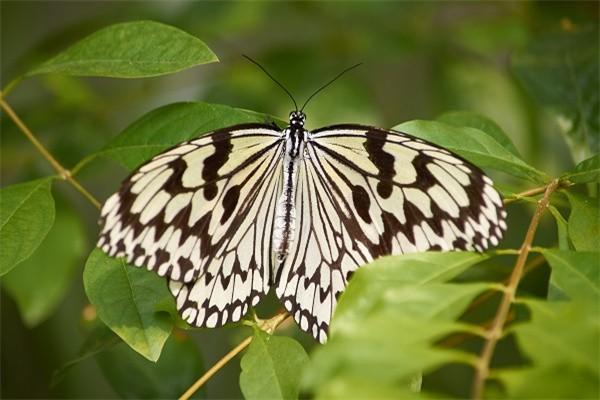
[503,181,570,205]
[471,179,559,400]
[0,95,101,209]
[179,312,290,400]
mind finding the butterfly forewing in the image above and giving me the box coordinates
[98,124,284,327]
[275,125,506,342]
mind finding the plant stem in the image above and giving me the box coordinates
[0,95,101,209]
[179,311,290,400]
[471,179,559,399]
[504,181,570,205]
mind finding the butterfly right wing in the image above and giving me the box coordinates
[98,123,284,327]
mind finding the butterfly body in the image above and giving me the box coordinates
[98,110,506,343]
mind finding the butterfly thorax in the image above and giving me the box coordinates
[273,111,308,262]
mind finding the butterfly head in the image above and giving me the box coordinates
[289,111,306,128]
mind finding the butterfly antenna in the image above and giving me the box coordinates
[243,54,298,111]
[300,62,362,112]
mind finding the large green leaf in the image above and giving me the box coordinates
[96,332,204,399]
[512,27,599,159]
[83,249,173,361]
[565,192,600,252]
[27,21,217,78]
[499,299,599,398]
[562,154,600,184]
[3,206,86,326]
[98,102,283,170]
[333,251,489,326]
[436,110,520,156]
[542,249,599,303]
[240,330,309,400]
[0,178,55,275]
[393,120,546,182]
[304,252,492,397]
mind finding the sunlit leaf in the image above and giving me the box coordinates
[3,206,86,326]
[542,249,599,303]
[500,299,600,398]
[27,21,218,78]
[304,252,493,396]
[96,332,204,399]
[98,102,283,170]
[437,110,520,156]
[240,329,309,400]
[565,192,600,252]
[394,120,547,182]
[0,178,55,275]
[83,249,173,361]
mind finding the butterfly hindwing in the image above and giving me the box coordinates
[275,125,506,342]
[98,124,284,327]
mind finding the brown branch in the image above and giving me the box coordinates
[179,311,290,400]
[0,95,101,209]
[471,179,559,399]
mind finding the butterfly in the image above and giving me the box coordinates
[97,61,506,343]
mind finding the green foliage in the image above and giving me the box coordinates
[500,299,599,398]
[394,120,547,182]
[96,332,204,398]
[303,253,491,397]
[437,110,521,157]
[542,250,598,302]
[563,154,600,184]
[1,8,598,400]
[0,178,55,275]
[2,206,85,326]
[26,21,217,78]
[512,27,599,159]
[83,249,174,361]
[240,329,309,400]
[565,192,600,252]
[99,102,282,170]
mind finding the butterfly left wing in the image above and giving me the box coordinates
[98,124,284,328]
[275,124,507,342]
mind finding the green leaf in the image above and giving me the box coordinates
[393,120,547,182]
[0,178,55,275]
[495,364,599,399]
[99,102,283,170]
[83,249,173,361]
[500,300,600,397]
[96,332,204,399]
[240,330,309,400]
[542,249,599,303]
[547,205,572,251]
[512,27,599,159]
[314,377,425,400]
[563,154,600,184]
[2,206,86,326]
[437,110,520,156]
[27,21,218,78]
[334,252,489,325]
[565,192,600,252]
[304,252,492,396]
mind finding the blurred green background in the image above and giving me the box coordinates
[1,1,597,398]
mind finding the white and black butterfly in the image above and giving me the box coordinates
[97,62,506,343]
